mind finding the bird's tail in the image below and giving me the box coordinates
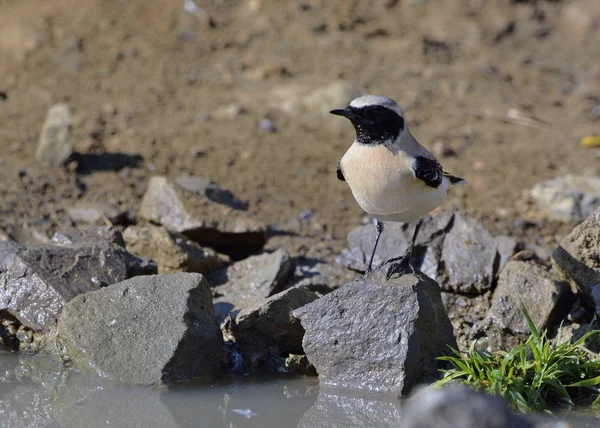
[443,173,468,185]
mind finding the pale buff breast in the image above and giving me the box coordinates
[340,143,448,222]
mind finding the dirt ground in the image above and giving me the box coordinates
[1,0,599,260]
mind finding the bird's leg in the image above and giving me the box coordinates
[366,220,384,273]
[385,218,424,279]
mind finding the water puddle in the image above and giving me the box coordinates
[1,351,599,427]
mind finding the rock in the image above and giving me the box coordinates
[293,257,355,294]
[439,213,499,294]
[36,104,73,168]
[293,267,456,395]
[0,227,11,241]
[401,386,534,428]
[210,249,296,321]
[123,222,226,274]
[593,284,600,316]
[50,225,126,247]
[442,291,492,352]
[66,202,126,225]
[299,389,402,428]
[337,212,499,294]
[57,273,224,385]
[138,176,266,258]
[336,211,455,272]
[228,286,318,362]
[552,207,600,295]
[174,175,247,210]
[485,261,573,349]
[495,235,518,273]
[0,236,156,331]
[530,175,600,223]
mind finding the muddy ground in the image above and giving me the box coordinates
[1,0,599,262]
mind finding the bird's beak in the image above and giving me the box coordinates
[329,108,352,118]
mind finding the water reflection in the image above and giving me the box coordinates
[1,351,599,428]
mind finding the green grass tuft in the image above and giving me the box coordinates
[434,302,600,413]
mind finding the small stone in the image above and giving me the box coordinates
[402,386,534,428]
[259,118,276,133]
[495,235,518,273]
[57,273,224,385]
[123,222,226,274]
[174,175,246,210]
[227,286,318,366]
[486,260,573,349]
[552,207,600,295]
[210,249,295,321]
[294,266,456,395]
[530,175,600,223]
[138,176,266,258]
[36,104,73,168]
[67,202,126,225]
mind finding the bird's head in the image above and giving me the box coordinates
[330,95,405,146]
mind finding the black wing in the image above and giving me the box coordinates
[336,159,345,181]
[413,156,443,188]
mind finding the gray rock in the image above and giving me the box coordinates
[293,267,456,395]
[210,249,295,321]
[401,386,533,428]
[337,212,499,294]
[123,222,226,274]
[335,211,454,272]
[174,175,246,210]
[439,213,499,294]
[299,389,402,428]
[66,202,126,225]
[485,261,573,349]
[0,238,156,331]
[552,207,600,295]
[57,273,224,385]
[50,225,126,248]
[229,286,318,358]
[138,176,266,258]
[530,175,600,222]
[35,104,73,168]
[294,257,355,294]
[495,235,518,273]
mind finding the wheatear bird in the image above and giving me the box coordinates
[331,95,466,276]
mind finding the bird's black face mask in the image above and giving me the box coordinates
[330,105,405,145]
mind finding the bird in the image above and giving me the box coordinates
[331,95,466,277]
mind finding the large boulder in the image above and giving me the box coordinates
[401,386,533,428]
[209,249,295,321]
[138,176,266,259]
[552,207,600,295]
[123,222,226,274]
[57,273,224,385]
[530,175,600,223]
[336,212,499,294]
[0,232,156,331]
[293,266,456,395]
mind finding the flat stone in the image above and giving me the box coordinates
[488,260,573,337]
[36,104,73,168]
[293,266,456,395]
[138,176,267,258]
[57,273,224,385]
[230,286,318,357]
[0,236,156,331]
[210,249,295,321]
[123,222,226,274]
[401,386,534,428]
[495,235,518,273]
[552,207,600,295]
[174,175,246,210]
[530,175,600,223]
